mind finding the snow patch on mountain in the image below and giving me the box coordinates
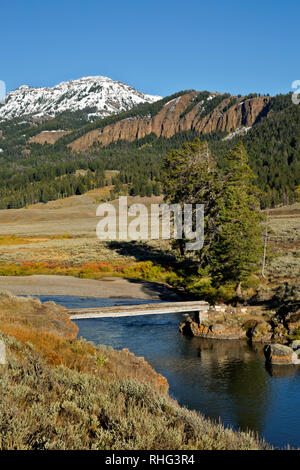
[0,76,162,120]
[223,126,252,140]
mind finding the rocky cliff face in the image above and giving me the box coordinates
[69,92,271,152]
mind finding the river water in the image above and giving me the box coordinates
[38,295,300,449]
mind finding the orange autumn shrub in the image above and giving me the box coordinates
[0,324,99,372]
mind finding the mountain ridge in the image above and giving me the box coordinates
[0,83,297,210]
[0,76,162,121]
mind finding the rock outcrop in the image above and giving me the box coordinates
[180,317,247,340]
[28,130,71,145]
[180,304,281,343]
[250,321,273,342]
[272,282,300,335]
[179,304,251,340]
[180,282,300,347]
[69,93,271,152]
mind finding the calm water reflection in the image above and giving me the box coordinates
[38,296,300,448]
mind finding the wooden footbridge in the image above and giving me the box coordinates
[69,300,209,320]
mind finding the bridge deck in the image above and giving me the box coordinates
[69,300,209,319]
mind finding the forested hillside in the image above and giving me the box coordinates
[0,90,299,209]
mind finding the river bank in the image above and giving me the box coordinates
[0,274,181,300]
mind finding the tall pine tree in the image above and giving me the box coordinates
[162,138,223,259]
[210,142,264,290]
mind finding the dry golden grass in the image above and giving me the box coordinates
[0,290,77,337]
[265,203,300,282]
[0,291,168,392]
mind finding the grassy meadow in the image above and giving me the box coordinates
[0,192,299,302]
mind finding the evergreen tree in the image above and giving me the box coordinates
[210,143,264,289]
[163,138,223,259]
[163,139,264,290]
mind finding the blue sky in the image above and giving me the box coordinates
[1,0,299,97]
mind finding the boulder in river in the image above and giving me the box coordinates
[264,344,294,365]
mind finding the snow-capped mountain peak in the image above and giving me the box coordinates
[0,76,162,120]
